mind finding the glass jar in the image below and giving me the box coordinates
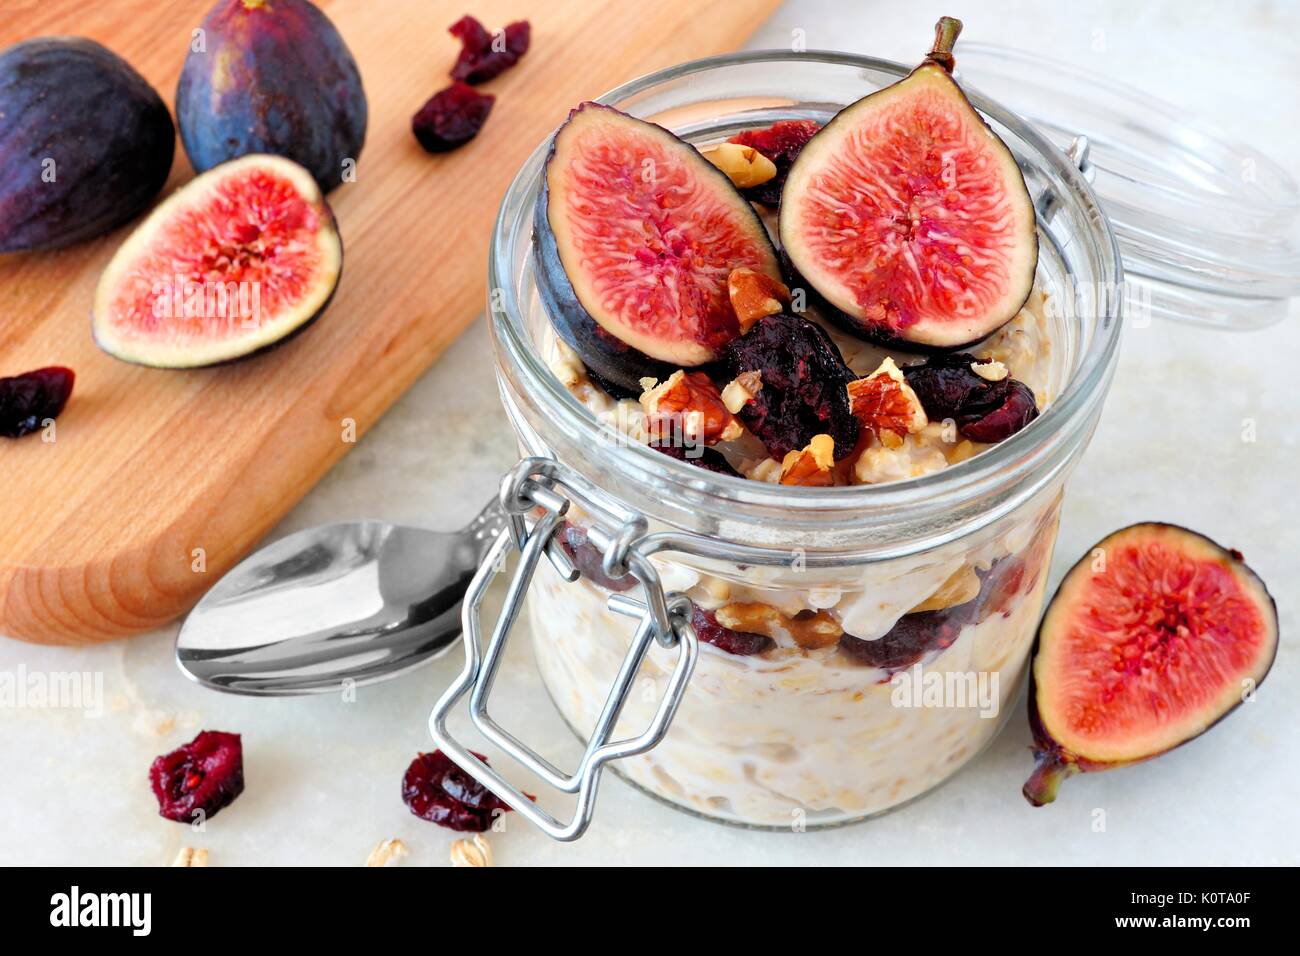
[436,51,1123,838]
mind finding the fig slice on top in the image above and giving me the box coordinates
[779,17,1037,350]
[534,103,783,392]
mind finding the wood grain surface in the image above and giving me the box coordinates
[0,0,780,644]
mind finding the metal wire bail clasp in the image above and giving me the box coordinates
[428,457,698,841]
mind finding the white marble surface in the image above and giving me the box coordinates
[2,0,1297,866]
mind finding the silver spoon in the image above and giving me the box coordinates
[175,499,508,696]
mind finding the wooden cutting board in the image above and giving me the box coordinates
[0,0,780,644]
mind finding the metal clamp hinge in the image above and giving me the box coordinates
[428,457,698,841]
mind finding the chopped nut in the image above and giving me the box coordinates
[720,370,763,413]
[743,456,784,483]
[365,838,410,867]
[910,566,981,613]
[727,268,790,332]
[971,358,1009,381]
[807,586,842,609]
[549,337,585,388]
[450,833,493,867]
[846,357,928,441]
[779,433,835,486]
[716,602,843,650]
[171,846,209,867]
[702,142,778,189]
[702,577,732,602]
[640,370,743,446]
[948,439,978,463]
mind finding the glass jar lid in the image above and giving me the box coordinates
[955,43,1300,330]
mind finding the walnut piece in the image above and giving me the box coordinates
[727,267,790,332]
[703,142,778,188]
[970,358,1009,381]
[720,370,763,413]
[365,838,410,867]
[909,565,981,613]
[171,846,209,867]
[948,439,978,463]
[846,357,928,442]
[450,833,493,867]
[640,370,743,446]
[779,433,835,486]
[716,601,844,649]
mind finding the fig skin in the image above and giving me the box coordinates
[533,174,675,392]
[533,103,783,393]
[0,37,174,253]
[91,154,343,369]
[1023,522,1279,807]
[778,17,1038,352]
[176,0,368,195]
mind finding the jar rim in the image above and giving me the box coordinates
[487,49,1125,555]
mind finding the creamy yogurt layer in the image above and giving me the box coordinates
[532,499,1058,825]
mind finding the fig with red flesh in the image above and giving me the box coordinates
[92,154,342,368]
[534,103,784,393]
[1023,523,1278,806]
[779,17,1037,350]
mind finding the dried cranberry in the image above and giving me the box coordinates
[958,379,1038,442]
[449,15,530,84]
[901,353,975,413]
[720,312,858,460]
[841,550,1046,673]
[0,366,74,439]
[839,604,974,676]
[555,521,635,591]
[402,749,514,832]
[149,731,244,823]
[692,606,774,656]
[975,552,1046,622]
[728,119,821,207]
[649,439,742,477]
[902,353,1038,443]
[412,82,495,153]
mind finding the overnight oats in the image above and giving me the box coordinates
[481,21,1124,830]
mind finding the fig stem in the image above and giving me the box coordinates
[927,16,963,73]
[1022,750,1076,806]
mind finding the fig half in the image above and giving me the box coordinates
[92,154,342,368]
[779,17,1037,349]
[1024,523,1279,806]
[534,103,783,392]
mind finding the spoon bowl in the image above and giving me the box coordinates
[176,500,506,695]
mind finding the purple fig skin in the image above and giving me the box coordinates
[176,0,367,194]
[0,37,174,252]
[1021,522,1279,807]
[534,172,675,392]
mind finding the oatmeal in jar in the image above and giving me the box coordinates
[486,19,1122,830]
